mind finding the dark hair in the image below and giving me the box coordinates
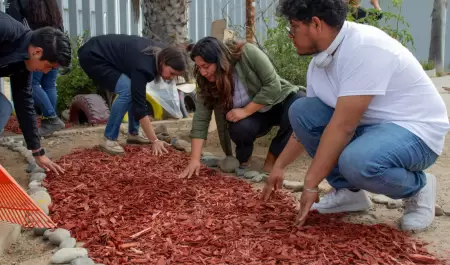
[30,27,72,68]
[27,0,64,30]
[142,45,188,77]
[278,0,348,28]
[189,37,245,112]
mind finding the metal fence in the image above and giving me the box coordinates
[0,0,276,97]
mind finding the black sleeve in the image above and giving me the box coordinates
[5,0,25,23]
[130,69,153,121]
[10,70,41,150]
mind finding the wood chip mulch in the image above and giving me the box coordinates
[43,146,447,265]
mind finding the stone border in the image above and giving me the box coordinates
[1,121,449,263]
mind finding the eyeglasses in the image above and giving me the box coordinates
[286,26,293,37]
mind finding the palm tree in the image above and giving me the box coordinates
[429,0,447,74]
[131,0,188,44]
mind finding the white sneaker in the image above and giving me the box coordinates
[401,173,436,231]
[100,137,125,155]
[311,189,372,213]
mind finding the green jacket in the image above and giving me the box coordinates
[190,43,302,155]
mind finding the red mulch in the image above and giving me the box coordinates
[44,146,447,265]
[4,115,71,134]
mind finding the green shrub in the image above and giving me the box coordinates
[421,61,436,70]
[56,31,97,114]
[263,17,311,87]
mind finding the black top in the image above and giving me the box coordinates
[5,0,64,31]
[78,34,163,121]
[0,11,40,150]
[352,7,383,22]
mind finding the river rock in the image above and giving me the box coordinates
[243,171,259,179]
[50,248,88,264]
[30,191,52,208]
[26,154,36,164]
[33,228,49,236]
[27,186,48,195]
[62,109,70,121]
[30,172,47,182]
[48,228,71,246]
[235,167,247,177]
[31,165,46,173]
[60,237,77,248]
[172,139,191,152]
[28,180,42,189]
[71,257,95,265]
[218,156,240,173]
[435,204,444,216]
[202,152,214,157]
[43,229,54,240]
[201,156,220,167]
[13,146,27,153]
[20,149,31,157]
[154,124,168,135]
[283,180,304,190]
[251,174,266,183]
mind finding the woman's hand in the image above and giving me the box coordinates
[151,139,170,156]
[35,155,65,175]
[226,108,250,123]
[261,166,285,201]
[179,160,201,178]
[295,188,320,226]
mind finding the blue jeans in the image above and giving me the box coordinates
[104,74,139,140]
[288,97,438,199]
[0,92,13,135]
[32,68,58,117]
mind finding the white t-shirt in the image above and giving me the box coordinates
[307,21,450,155]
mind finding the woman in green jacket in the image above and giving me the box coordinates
[179,36,305,178]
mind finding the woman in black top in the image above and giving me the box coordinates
[78,34,188,155]
[6,0,66,137]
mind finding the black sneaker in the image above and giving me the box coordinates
[38,116,65,137]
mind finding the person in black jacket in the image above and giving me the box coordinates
[6,0,66,137]
[78,34,188,155]
[347,0,383,22]
[0,11,71,174]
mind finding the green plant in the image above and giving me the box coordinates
[422,60,436,70]
[347,0,414,49]
[263,17,311,87]
[56,31,97,114]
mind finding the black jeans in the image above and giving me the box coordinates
[228,90,305,164]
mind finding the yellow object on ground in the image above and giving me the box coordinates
[115,93,164,123]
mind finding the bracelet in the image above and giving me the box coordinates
[304,187,319,193]
[151,139,160,144]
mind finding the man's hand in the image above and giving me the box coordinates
[261,166,284,201]
[226,108,250,123]
[295,189,320,226]
[152,140,170,156]
[35,155,64,175]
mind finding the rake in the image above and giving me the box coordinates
[0,164,56,228]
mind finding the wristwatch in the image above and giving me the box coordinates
[32,148,45,157]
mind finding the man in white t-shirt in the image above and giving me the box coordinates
[262,0,450,231]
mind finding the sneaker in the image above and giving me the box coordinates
[126,132,150,144]
[311,189,372,213]
[100,137,124,155]
[38,116,65,137]
[401,173,436,231]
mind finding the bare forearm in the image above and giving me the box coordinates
[190,138,204,161]
[370,0,381,10]
[273,134,305,169]
[139,116,158,142]
[304,123,354,189]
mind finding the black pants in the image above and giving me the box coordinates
[228,90,305,164]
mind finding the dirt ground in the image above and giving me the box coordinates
[0,128,449,264]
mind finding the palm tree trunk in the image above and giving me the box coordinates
[429,0,448,73]
[131,0,188,44]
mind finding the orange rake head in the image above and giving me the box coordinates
[0,164,56,228]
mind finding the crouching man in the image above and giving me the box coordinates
[262,0,450,231]
[0,12,71,174]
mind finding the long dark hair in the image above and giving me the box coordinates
[142,45,188,79]
[189,37,245,112]
[27,0,63,30]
